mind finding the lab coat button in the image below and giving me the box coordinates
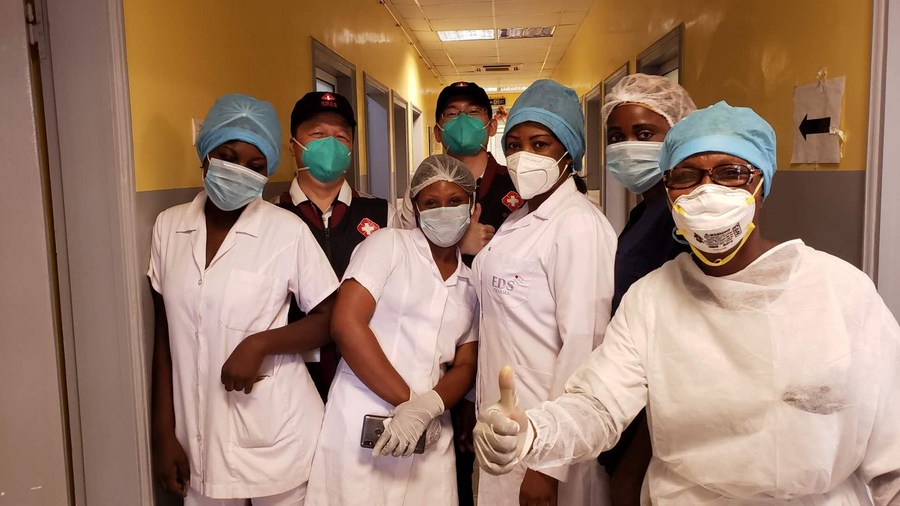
[197,278,202,285]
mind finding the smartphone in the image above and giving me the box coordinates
[360,414,426,454]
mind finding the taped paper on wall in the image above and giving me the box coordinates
[791,76,845,164]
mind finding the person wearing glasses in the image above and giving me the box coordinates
[473,102,900,505]
[599,74,695,505]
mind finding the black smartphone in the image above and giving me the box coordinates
[360,414,426,454]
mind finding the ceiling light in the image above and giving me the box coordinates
[436,29,494,41]
[499,86,527,92]
[498,26,556,39]
[482,87,499,92]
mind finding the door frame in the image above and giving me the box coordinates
[42,0,152,503]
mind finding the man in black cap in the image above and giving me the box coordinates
[274,91,395,400]
[400,82,521,258]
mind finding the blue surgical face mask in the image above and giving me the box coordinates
[203,157,268,211]
[605,141,664,194]
[417,203,471,247]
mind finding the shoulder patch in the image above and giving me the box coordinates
[357,217,380,237]
[501,191,523,211]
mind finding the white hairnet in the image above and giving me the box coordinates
[601,74,697,127]
[409,154,476,198]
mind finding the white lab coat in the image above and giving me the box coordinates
[472,178,617,506]
[524,240,900,505]
[306,228,478,506]
[148,193,339,499]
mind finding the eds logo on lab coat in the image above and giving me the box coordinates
[491,274,524,296]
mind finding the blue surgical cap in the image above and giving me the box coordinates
[195,94,282,176]
[502,79,585,170]
[659,101,777,197]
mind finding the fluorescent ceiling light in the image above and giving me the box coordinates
[482,87,499,92]
[500,86,527,92]
[498,26,556,39]
[437,29,495,41]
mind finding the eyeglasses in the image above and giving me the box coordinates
[663,163,760,190]
[440,106,487,121]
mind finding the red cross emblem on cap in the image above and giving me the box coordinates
[453,82,468,87]
[321,93,337,107]
[502,191,523,211]
[357,218,380,237]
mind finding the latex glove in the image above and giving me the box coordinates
[373,389,445,458]
[474,366,533,475]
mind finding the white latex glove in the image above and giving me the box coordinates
[474,366,533,475]
[373,389,445,458]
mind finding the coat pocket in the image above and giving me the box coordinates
[219,269,281,332]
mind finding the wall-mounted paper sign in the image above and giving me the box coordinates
[791,76,845,164]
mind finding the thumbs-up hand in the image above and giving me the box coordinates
[474,366,533,475]
[459,203,496,256]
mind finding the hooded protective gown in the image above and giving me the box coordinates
[522,240,900,505]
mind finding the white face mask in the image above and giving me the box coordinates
[670,183,761,267]
[418,203,471,247]
[506,151,569,200]
[605,141,663,194]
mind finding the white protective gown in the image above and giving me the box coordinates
[306,228,478,506]
[524,240,900,505]
[473,178,617,506]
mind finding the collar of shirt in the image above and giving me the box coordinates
[176,190,265,238]
[290,177,353,208]
[477,152,507,199]
[501,177,578,232]
[410,228,467,286]
[290,178,353,228]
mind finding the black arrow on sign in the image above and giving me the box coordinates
[799,114,831,140]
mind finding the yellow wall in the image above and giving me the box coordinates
[552,0,872,171]
[125,0,443,191]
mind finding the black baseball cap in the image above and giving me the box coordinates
[435,81,492,123]
[290,91,357,134]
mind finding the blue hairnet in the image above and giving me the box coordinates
[502,79,585,170]
[659,101,777,197]
[195,94,282,176]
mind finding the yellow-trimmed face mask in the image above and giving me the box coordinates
[670,181,762,267]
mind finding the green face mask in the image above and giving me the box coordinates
[295,137,352,183]
[440,114,487,156]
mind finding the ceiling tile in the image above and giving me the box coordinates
[394,5,425,19]
[494,14,563,29]
[422,3,493,19]
[412,30,441,43]
[494,0,563,16]
[418,0,494,4]
[552,25,578,38]
[404,19,432,31]
[559,11,587,24]
[430,18,494,30]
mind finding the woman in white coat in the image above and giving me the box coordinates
[306,155,479,506]
[149,94,339,505]
[473,79,617,506]
[474,102,900,505]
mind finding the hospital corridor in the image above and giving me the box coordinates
[3,0,900,504]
